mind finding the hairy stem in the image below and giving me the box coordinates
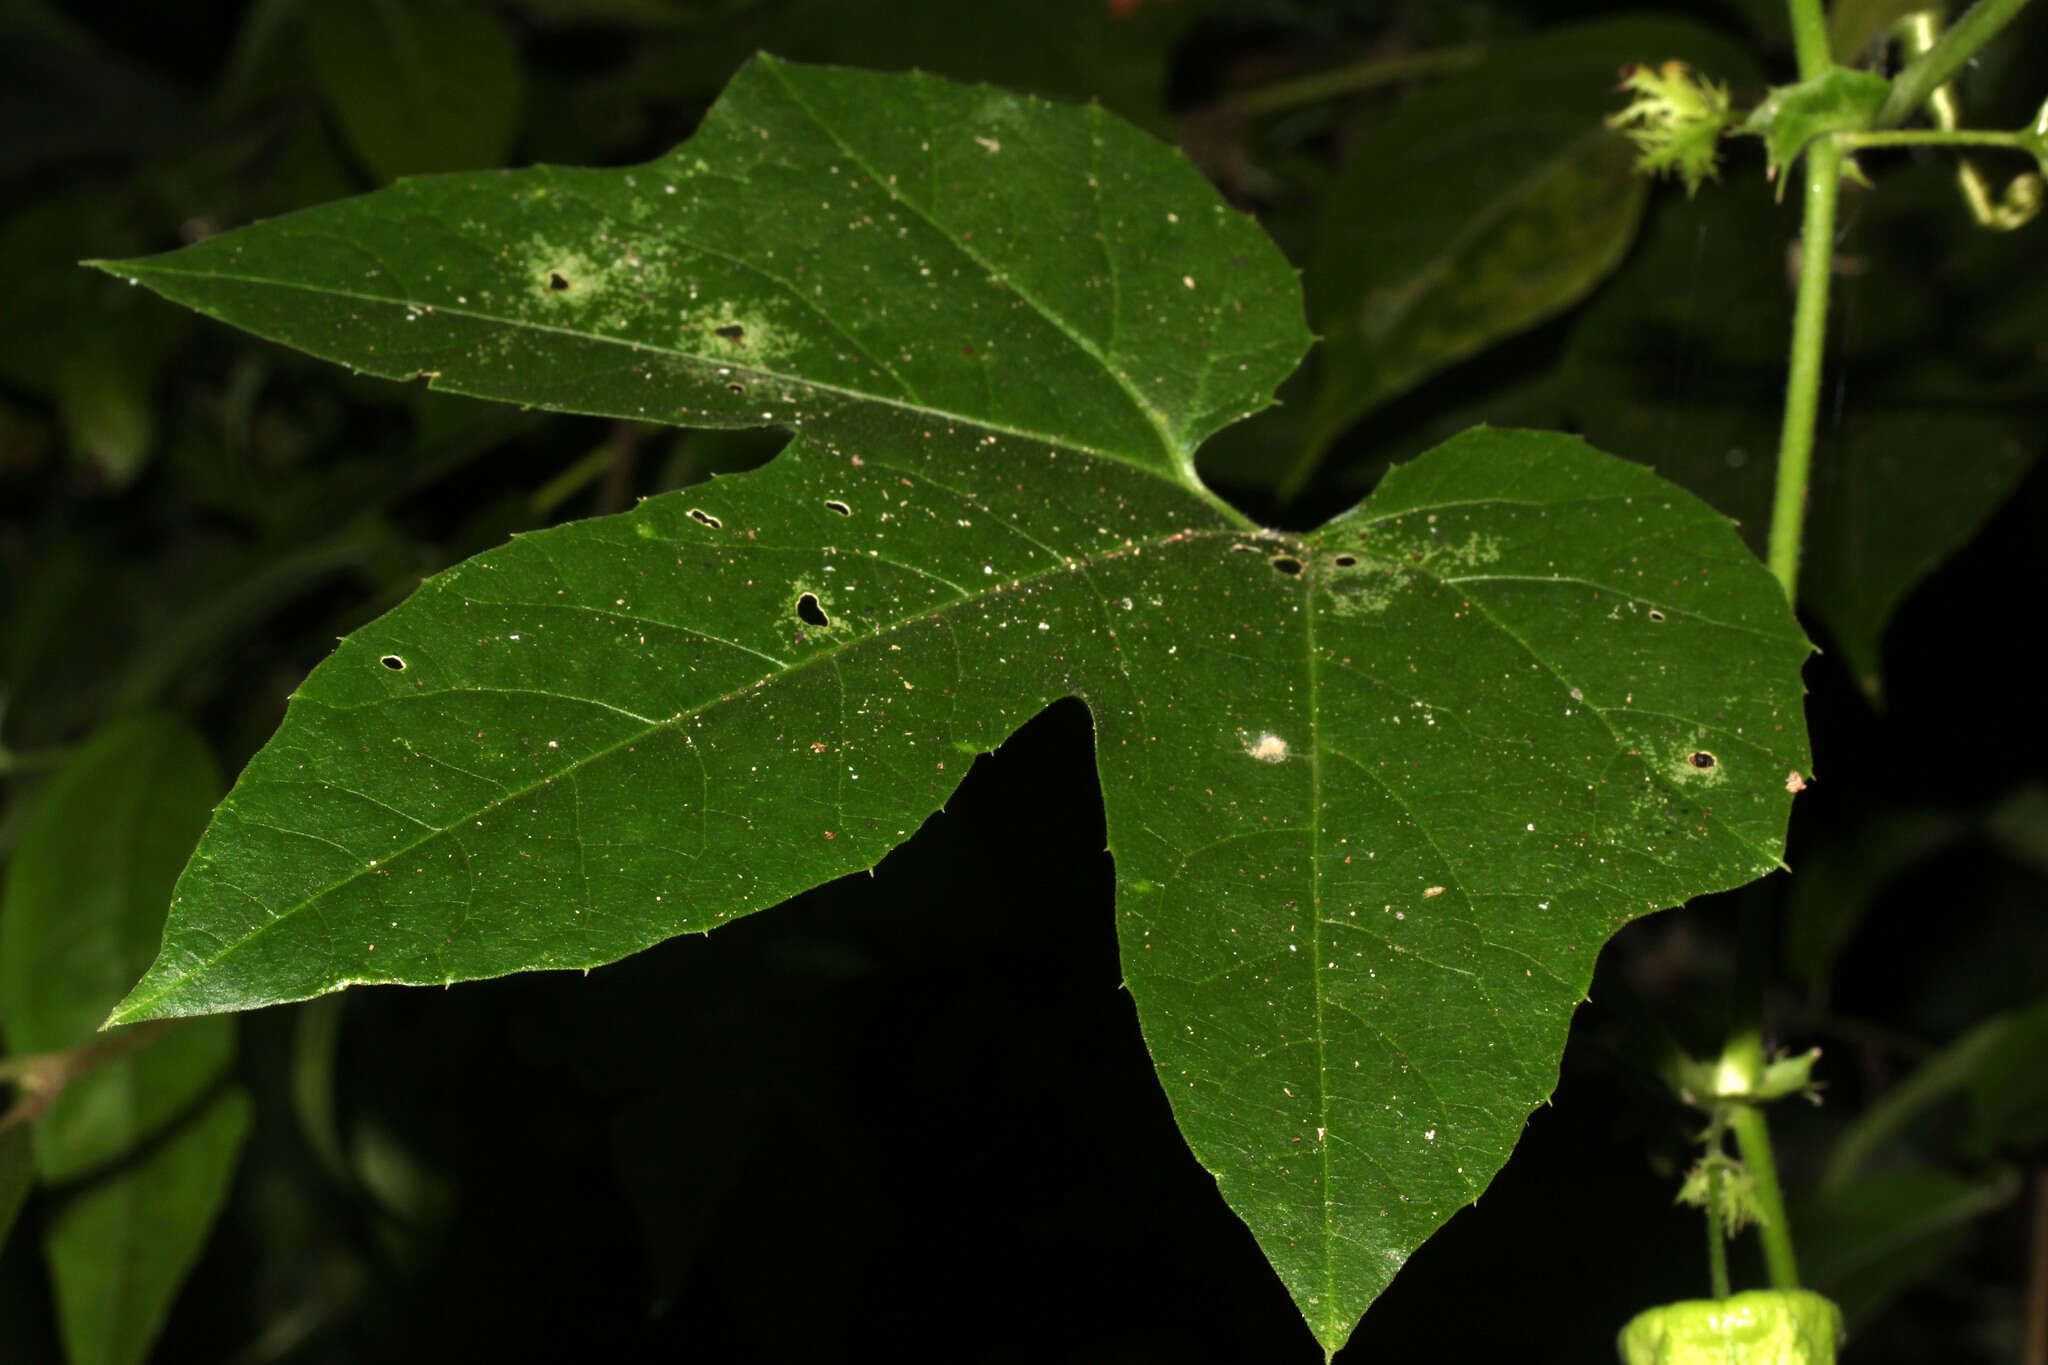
[1706,1157,1733,1299]
[1767,136,1842,601]
[1720,891,1800,1291]
[1787,0,1835,77]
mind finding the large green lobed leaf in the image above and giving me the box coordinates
[95,57,1809,1356]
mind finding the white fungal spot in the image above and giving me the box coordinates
[975,135,1001,153]
[1243,731,1290,763]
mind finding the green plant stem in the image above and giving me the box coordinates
[0,1020,179,1134]
[1726,1100,1801,1289]
[1787,0,1835,77]
[1722,898,1799,1291]
[1706,1159,1733,1298]
[1767,136,1843,602]
[1842,126,2048,156]
[1221,45,1484,116]
[529,442,615,518]
[1877,0,2039,128]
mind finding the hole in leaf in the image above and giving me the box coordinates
[687,507,722,528]
[1333,554,1358,568]
[548,272,569,291]
[824,499,851,516]
[715,324,745,341]
[1687,751,1717,769]
[1271,556,1303,576]
[1647,609,1667,622]
[796,592,830,628]
[379,654,406,671]
[727,382,745,394]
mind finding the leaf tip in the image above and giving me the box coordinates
[101,966,189,1030]
[99,1001,141,1032]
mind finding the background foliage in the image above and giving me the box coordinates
[2,1,2045,1361]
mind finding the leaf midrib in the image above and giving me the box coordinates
[761,57,1193,481]
[106,258,1196,490]
[116,508,1252,1020]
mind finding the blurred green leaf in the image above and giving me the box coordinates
[54,333,159,490]
[1962,994,2048,1157]
[0,6,189,182]
[42,1088,251,1365]
[502,0,744,23]
[1799,394,2037,695]
[1987,783,2048,879]
[1798,1168,2018,1326]
[731,0,1193,131]
[0,540,131,748]
[1301,126,1643,488]
[0,715,231,1180]
[0,392,56,476]
[1829,0,1931,64]
[1289,16,1761,496]
[0,1122,29,1247]
[0,198,133,394]
[1349,163,2043,696]
[308,0,523,179]
[1824,1006,2041,1193]
[0,714,236,1365]
[0,192,184,486]
[1810,394,2031,695]
[1784,810,1963,997]
[91,58,1813,1355]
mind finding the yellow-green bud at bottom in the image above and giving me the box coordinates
[1617,1290,1843,1364]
